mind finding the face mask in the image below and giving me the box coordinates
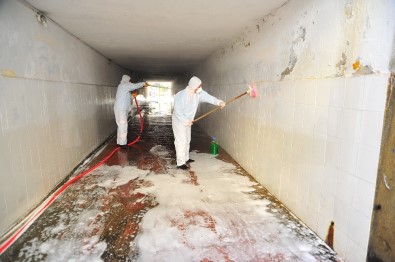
[195,87,203,94]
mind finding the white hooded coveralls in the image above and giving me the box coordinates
[172,77,223,166]
[114,75,144,145]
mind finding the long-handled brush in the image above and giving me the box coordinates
[193,83,257,123]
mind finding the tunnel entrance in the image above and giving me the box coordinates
[144,81,173,115]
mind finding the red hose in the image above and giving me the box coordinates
[0,96,143,254]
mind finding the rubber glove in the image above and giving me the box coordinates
[218,101,226,108]
[185,120,193,127]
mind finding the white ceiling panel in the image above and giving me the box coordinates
[25,0,288,77]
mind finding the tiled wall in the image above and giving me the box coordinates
[0,0,126,235]
[193,0,394,260]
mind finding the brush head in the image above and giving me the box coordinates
[248,83,257,98]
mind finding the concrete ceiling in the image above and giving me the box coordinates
[25,0,287,78]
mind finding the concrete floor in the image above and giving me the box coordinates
[0,104,340,262]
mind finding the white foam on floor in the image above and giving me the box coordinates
[19,208,108,262]
[95,165,148,190]
[16,149,332,261]
[149,145,170,157]
[134,151,320,261]
[17,165,150,262]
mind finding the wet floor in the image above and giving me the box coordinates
[0,104,340,262]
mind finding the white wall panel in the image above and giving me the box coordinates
[192,0,394,260]
[0,0,126,235]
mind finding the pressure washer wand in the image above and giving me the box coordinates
[193,83,257,123]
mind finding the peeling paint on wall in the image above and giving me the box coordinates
[195,1,395,261]
[336,53,347,76]
[352,59,374,75]
[280,27,306,80]
[345,2,353,20]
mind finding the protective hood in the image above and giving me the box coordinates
[188,76,203,93]
[120,75,131,84]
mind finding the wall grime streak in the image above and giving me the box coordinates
[280,27,306,80]
[0,0,126,238]
[194,2,395,261]
[336,53,347,76]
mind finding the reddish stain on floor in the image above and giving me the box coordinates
[0,106,340,262]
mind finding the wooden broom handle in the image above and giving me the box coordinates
[192,91,248,123]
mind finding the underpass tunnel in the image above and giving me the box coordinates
[1,0,394,261]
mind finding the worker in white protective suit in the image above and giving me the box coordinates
[114,75,148,149]
[172,76,225,169]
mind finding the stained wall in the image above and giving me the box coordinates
[0,0,126,235]
[193,0,395,260]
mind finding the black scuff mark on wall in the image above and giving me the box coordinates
[241,37,251,48]
[280,0,291,9]
[280,27,306,80]
[217,48,226,61]
[300,27,306,41]
[260,0,289,26]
